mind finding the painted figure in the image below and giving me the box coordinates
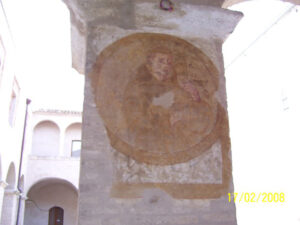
[122,49,216,153]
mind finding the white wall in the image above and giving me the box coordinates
[0,163,17,225]
[23,111,81,225]
[25,157,80,194]
[0,1,82,225]
[31,121,60,157]
[24,111,81,203]
[0,4,27,225]
[0,0,25,185]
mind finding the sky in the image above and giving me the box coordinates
[2,0,300,224]
[2,0,84,111]
[224,1,300,225]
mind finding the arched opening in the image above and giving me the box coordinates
[63,123,82,157]
[0,162,17,225]
[32,121,60,157]
[24,178,78,225]
[5,163,16,190]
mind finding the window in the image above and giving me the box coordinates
[71,140,81,157]
[48,207,64,225]
[64,123,82,157]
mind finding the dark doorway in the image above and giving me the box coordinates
[48,206,64,225]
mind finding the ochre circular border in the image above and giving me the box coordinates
[90,33,223,165]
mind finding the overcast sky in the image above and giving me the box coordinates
[3,0,84,111]
[224,2,300,225]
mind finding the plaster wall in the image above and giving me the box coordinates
[31,121,60,157]
[25,157,80,194]
[0,5,27,225]
[0,0,26,186]
[0,184,5,222]
[24,111,82,194]
[0,163,18,225]
[25,111,82,158]
[0,191,17,225]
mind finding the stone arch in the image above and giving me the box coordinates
[63,123,82,157]
[0,162,17,225]
[5,162,16,190]
[26,178,78,196]
[32,120,60,157]
[24,178,78,225]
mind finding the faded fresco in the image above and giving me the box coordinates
[91,33,231,199]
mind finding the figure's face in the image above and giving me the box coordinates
[148,52,173,81]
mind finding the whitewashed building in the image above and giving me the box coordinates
[23,109,81,225]
[0,3,82,225]
[0,3,28,225]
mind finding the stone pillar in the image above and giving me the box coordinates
[17,194,27,225]
[0,189,19,225]
[63,1,242,225]
[0,181,8,222]
[59,127,65,157]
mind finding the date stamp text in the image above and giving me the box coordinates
[228,192,285,203]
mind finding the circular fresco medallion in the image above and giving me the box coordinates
[91,33,222,165]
